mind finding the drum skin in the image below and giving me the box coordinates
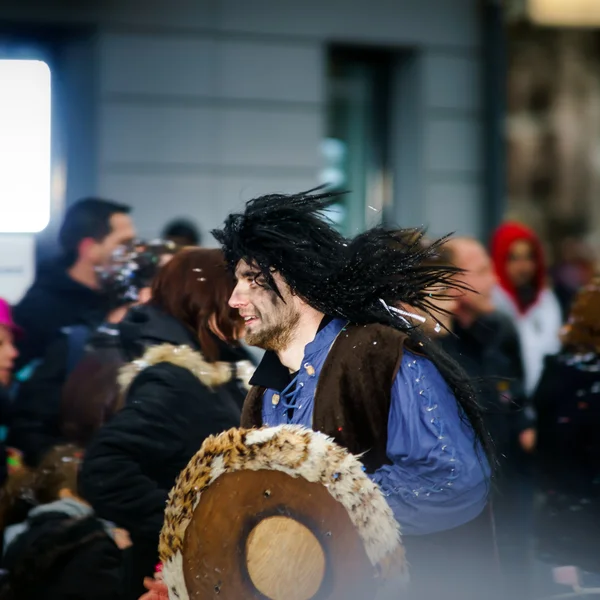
[182,469,374,599]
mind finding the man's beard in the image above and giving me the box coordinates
[245,311,301,352]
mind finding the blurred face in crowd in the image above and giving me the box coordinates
[84,213,136,267]
[449,239,497,317]
[506,239,537,289]
[230,260,302,352]
[0,325,18,386]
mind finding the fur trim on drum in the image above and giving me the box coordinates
[118,343,254,393]
[160,425,406,600]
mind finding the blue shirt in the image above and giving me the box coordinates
[258,318,490,535]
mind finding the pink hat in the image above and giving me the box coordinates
[0,299,23,338]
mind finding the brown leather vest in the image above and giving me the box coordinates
[242,323,407,472]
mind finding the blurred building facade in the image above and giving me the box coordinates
[0,0,490,242]
[506,0,600,267]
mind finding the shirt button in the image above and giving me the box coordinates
[272,394,280,406]
[304,363,316,376]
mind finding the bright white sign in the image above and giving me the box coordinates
[0,59,52,233]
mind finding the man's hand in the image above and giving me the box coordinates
[519,428,536,453]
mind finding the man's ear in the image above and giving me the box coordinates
[77,237,97,261]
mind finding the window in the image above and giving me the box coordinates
[0,59,51,233]
[321,47,393,236]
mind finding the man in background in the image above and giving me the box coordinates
[442,237,535,600]
[162,218,201,247]
[13,198,135,372]
[9,240,174,467]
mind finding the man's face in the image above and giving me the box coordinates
[506,239,537,288]
[229,260,301,351]
[92,213,136,266]
[453,241,497,316]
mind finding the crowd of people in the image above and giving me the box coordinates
[0,191,597,599]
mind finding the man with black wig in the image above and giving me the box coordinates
[213,188,498,599]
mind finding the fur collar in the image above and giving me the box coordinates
[118,343,254,393]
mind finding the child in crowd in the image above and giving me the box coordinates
[0,444,130,599]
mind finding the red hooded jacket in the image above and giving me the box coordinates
[490,221,547,314]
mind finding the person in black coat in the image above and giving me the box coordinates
[439,312,536,598]
[79,248,254,600]
[424,237,534,600]
[13,199,135,372]
[0,512,125,600]
[533,276,600,592]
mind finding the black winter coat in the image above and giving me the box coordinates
[0,511,124,600]
[439,312,532,475]
[79,305,253,598]
[534,351,600,572]
[13,262,109,371]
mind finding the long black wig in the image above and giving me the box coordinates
[212,187,495,465]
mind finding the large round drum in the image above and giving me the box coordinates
[159,426,407,600]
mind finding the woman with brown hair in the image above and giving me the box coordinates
[79,248,254,600]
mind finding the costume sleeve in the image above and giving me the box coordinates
[79,368,185,543]
[370,353,490,535]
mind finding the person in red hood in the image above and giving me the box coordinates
[490,222,562,396]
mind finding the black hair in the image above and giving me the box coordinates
[162,218,201,246]
[58,198,131,267]
[212,187,495,467]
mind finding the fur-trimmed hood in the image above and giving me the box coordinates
[118,343,255,394]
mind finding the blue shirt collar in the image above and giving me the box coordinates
[249,317,347,391]
[303,318,347,355]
